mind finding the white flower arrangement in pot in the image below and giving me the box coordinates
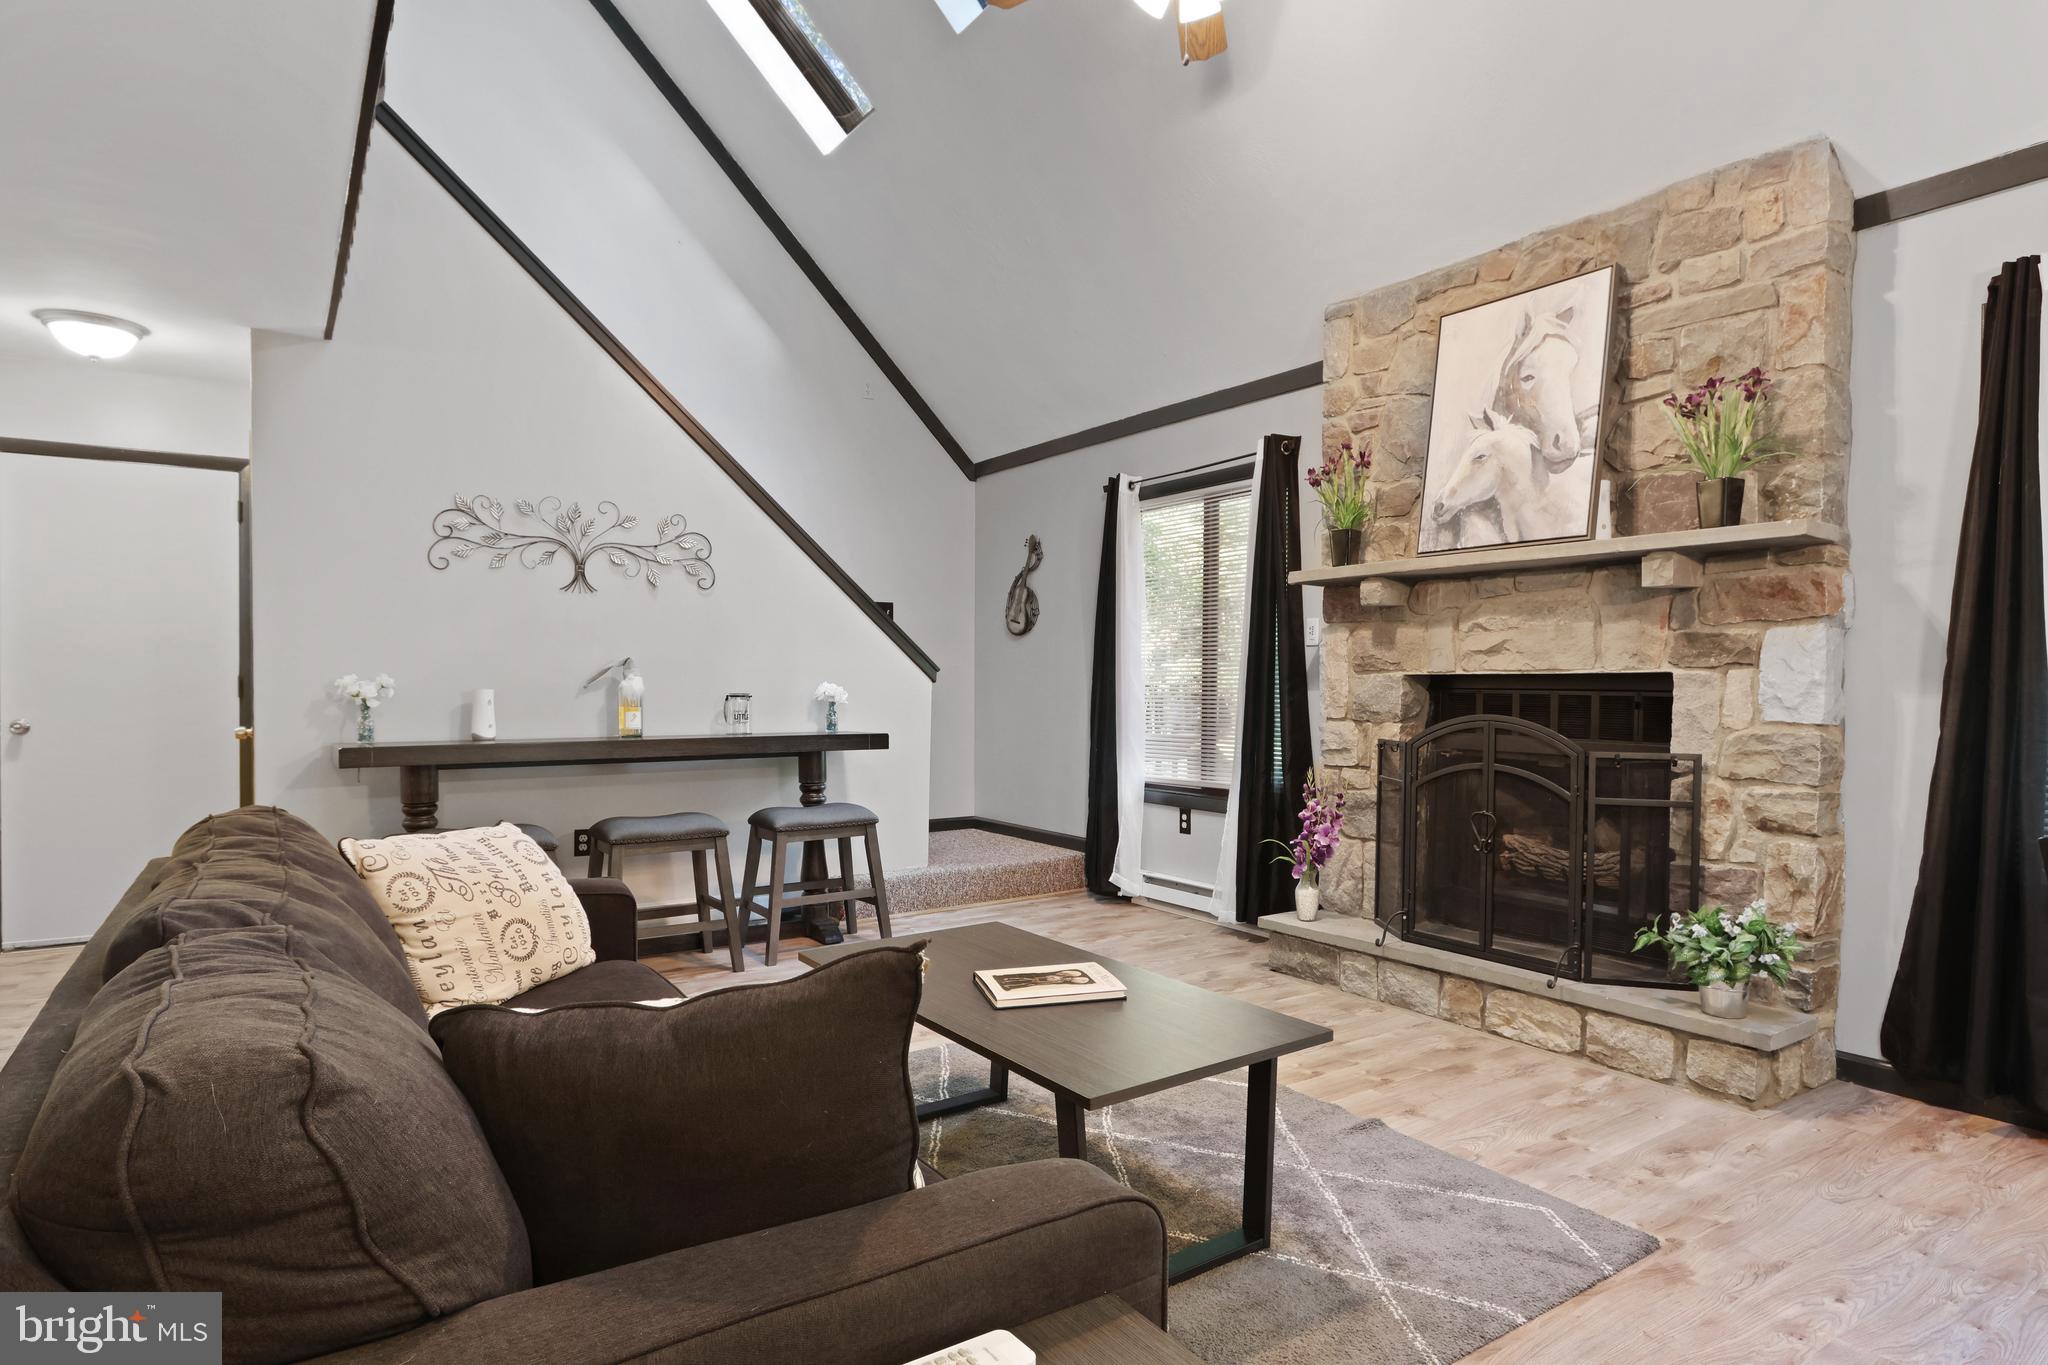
[335,673,395,744]
[1632,900,1801,1019]
[814,681,849,733]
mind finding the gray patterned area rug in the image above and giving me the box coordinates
[910,1045,1656,1365]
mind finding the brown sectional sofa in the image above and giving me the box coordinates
[0,807,1167,1364]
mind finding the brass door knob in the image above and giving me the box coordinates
[234,727,254,741]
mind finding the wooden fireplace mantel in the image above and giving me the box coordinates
[1288,518,1846,590]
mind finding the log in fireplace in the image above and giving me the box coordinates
[1375,674,1700,986]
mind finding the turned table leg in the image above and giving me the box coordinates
[795,752,842,946]
[398,766,441,833]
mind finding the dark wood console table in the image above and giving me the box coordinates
[335,732,889,944]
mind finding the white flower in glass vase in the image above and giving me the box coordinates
[813,682,849,733]
[334,672,396,743]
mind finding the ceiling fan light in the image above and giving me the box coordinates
[32,309,148,361]
[1133,0,1172,17]
[1179,0,1221,18]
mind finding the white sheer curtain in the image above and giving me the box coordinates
[1109,474,1150,896]
[1206,449,1264,921]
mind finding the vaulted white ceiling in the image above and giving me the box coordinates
[618,0,2048,459]
[0,0,377,386]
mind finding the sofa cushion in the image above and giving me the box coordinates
[430,942,925,1284]
[340,824,595,1016]
[104,806,426,1028]
[13,925,530,1365]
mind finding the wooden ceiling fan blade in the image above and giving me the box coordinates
[1178,7,1227,62]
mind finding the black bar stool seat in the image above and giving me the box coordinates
[741,803,892,965]
[587,811,744,972]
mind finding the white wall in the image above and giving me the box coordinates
[382,0,977,816]
[622,0,2048,457]
[1837,180,2048,1058]
[972,386,1324,847]
[251,131,930,893]
[0,340,249,458]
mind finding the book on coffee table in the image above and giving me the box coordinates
[973,962,1126,1009]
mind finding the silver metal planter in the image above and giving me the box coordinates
[1699,981,1750,1019]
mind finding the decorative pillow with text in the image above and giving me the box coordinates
[339,822,594,1014]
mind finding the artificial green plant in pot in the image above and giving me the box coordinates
[1632,901,1802,1019]
[1662,367,1791,529]
[1308,438,1378,566]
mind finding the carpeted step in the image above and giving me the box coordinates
[852,829,1083,916]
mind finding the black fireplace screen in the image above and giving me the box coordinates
[1375,714,1700,987]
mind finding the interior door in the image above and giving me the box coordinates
[0,454,242,948]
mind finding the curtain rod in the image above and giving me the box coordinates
[1129,451,1257,489]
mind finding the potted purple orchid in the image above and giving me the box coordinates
[1307,439,1377,566]
[1662,366,1790,529]
[1264,770,1343,921]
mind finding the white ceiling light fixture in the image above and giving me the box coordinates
[32,309,150,361]
[702,0,873,155]
[1131,0,1172,17]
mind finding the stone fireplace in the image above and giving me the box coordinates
[1266,138,1854,1107]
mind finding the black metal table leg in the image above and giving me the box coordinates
[916,1057,1010,1121]
[1167,1059,1277,1282]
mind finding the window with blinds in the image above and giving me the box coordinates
[1141,481,1252,789]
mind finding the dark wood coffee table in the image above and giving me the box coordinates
[800,921,1332,1281]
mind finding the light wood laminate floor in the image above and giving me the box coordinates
[6,895,2045,1362]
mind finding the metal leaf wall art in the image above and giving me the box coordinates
[428,494,714,595]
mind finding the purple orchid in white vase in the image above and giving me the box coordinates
[1264,770,1343,921]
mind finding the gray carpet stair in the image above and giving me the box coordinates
[853,829,1083,916]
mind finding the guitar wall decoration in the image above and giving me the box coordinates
[1005,534,1043,636]
[428,494,714,595]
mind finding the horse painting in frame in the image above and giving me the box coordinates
[1415,264,1619,555]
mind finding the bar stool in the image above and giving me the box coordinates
[740,802,891,966]
[586,812,745,972]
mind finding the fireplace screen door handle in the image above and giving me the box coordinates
[1469,809,1497,854]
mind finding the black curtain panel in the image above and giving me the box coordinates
[1084,476,1126,898]
[1231,434,1313,924]
[1881,257,2048,1117]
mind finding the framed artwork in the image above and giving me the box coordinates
[1415,264,1617,554]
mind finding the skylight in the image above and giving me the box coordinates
[704,0,873,155]
[932,0,987,32]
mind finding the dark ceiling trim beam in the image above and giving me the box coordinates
[975,363,1322,479]
[326,0,396,341]
[373,103,939,681]
[0,436,248,473]
[585,0,974,481]
[1853,139,2048,231]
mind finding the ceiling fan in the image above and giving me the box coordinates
[984,0,1227,64]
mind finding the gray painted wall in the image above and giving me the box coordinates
[1836,178,2048,1058]
[972,388,1324,840]
[385,0,978,816]
[251,132,931,898]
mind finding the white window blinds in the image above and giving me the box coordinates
[1141,483,1251,789]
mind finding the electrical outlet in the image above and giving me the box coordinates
[573,828,592,858]
[1178,807,1192,835]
